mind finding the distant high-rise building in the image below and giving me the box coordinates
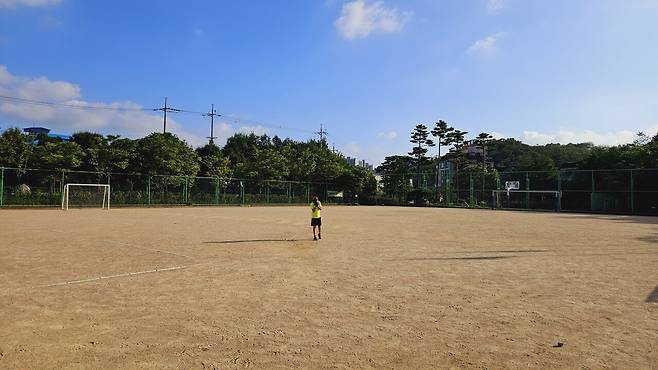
[345,157,357,166]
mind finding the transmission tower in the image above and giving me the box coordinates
[315,124,328,141]
[155,97,181,133]
[204,104,221,145]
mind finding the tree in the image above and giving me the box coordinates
[234,148,289,181]
[376,155,414,202]
[409,124,435,189]
[0,128,33,177]
[32,141,85,171]
[474,132,493,166]
[431,120,454,160]
[132,133,200,176]
[517,150,556,171]
[335,166,377,203]
[445,129,467,164]
[196,144,231,178]
[71,132,109,174]
[223,133,268,167]
[105,136,137,172]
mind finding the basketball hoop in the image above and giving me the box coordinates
[505,181,520,197]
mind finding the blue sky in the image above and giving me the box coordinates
[1,0,657,165]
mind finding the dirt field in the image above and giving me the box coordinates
[0,206,656,369]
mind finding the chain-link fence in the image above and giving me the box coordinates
[376,168,658,215]
[2,166,656,214]
[0,167,339,208]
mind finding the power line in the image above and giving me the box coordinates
[220,114,316,135]
[0,94,322,139]
[0,95,153,112]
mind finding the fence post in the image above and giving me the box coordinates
[630,169,634,214]
[266,182,270,203]
[60,170,65,195]
[469,173,474,206]
[289,181,292,204]
[215,178,219,205]
[186,176,190,204]
[526,172,530,209]
[0,167,4,207]
[147,176,151,205]
[557,171,562,212]
[591,170,595,192]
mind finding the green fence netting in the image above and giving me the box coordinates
[376,168,658,215]
[0,167,339,208]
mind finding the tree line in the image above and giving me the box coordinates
[0,128,377,199]
[377,121,658,202]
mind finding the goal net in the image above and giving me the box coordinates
[491,190,562,211]
[61,183,111,210]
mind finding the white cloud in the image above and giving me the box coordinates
[342,141,362,157]
[489,131,507,139]
[468,32,507,53]
[521,126,658,146]
[486,0,505,13]
[0,0,61,8]
[0,65,206,147]
[377,131,398,140]
[237,124,270,136]
[334,0,412,40]
[210,122,272,147]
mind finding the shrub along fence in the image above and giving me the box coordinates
[0,167,339,207]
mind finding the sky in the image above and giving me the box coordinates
[1,0,658,166]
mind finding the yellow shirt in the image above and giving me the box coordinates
[310,201,322,218]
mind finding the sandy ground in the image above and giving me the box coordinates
[0,206,656,369]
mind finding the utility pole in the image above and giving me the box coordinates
[204,104,221,145]
[315,124,328,141]
[155,97,181,133]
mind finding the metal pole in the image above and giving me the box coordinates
[630,169,635,214]
[591,170,595,192]
[210,104,214,144]
[469,173,474,206]
[215,178,219,205]
[185,176,190,204]
[0,167,4,207]
[163,97,168,133]
[526,172,530,209]
[402,174,405,204]
[591,170,595,212]
[557,171,562,212]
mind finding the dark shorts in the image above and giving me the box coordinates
[311,218,322,226]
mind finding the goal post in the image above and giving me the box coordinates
[491,189,562,212]
[61,183,111,210]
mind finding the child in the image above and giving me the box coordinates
[310,195,322,241]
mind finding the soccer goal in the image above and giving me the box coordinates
[491,188,562,212]
[61,183,111,210]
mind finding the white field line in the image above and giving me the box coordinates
[42,265,195,287]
